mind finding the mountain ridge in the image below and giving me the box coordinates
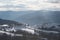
[0,19,23,26]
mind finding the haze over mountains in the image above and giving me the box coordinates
[0,19,23,26]
[0,11,60,25]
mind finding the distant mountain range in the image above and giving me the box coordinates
[0,11,60,25]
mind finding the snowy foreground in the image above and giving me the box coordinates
[0,24,60,40]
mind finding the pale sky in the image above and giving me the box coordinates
[0,0,60,11]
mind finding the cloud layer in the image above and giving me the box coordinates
[0,0,60,11]
[46,0,60,3]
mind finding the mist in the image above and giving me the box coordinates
[0,11,60,25]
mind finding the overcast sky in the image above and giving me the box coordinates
[0,0,60,11]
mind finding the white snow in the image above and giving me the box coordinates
[35,29,59,34]
[6,27,16,32]
[21,28,35,34]
[1,24,9,27]
[0,30,23,37]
